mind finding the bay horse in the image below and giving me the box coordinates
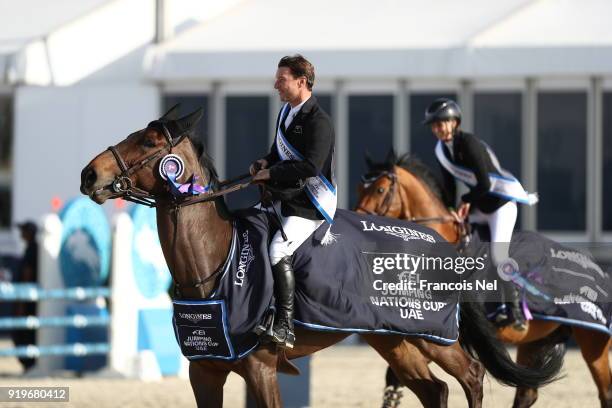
[355,152,612,408]
[79,107,563,408]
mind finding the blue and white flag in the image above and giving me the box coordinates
[275,104,337,223]
[435,140,538,205]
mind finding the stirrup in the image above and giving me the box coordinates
[510,309,527,331]
[512,320,528,332]
[267,325,295,349]
[382,386,403,408]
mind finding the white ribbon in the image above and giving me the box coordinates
[275,104,337,223]
[435,140,538,205]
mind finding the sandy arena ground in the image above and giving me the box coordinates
[0,339,607,407]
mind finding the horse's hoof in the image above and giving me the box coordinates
[381,386,403,408]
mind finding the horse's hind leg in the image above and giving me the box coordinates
[189,361,230,408]
[511,343,543,408]
[382,367,404,408]
[418,340,485,408]
[236,348,282,408]
[573,328,612,408]
[510,324,571,408]
[362,334,448,408]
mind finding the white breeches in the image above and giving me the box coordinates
[468,201,518,266]
[269,215,324,265]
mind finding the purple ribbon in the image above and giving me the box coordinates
[517,266,546,321]
[521,296,533,321]
[166,172,212,197]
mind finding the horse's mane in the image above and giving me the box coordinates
[189,135,220,188]
[394,154,446,204]
[369,152,446,205]
[187,133,233,219]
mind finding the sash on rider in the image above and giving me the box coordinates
[275,103,337,224]
[435,140,538,205]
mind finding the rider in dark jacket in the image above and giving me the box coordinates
[250,55,336,348]
[424,98,535,330]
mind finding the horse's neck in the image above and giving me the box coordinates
[156,180,232,298]
[396,168,459,244]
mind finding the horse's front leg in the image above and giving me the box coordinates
[189,360,230,408]
[237,347,282,407]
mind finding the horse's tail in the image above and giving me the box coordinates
[458,301,564,388]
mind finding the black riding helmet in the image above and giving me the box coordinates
[422,98,462,125]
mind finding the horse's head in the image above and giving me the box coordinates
[80,105,208,205]
[356,152,464,243]
[355,149,404,218]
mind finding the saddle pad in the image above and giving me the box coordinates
[465,229,612,336]
[188,208,464,361]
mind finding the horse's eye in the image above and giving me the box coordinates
[142,139,156,148]
[377,187,385,194]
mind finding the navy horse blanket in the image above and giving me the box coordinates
[464,228,612,336]
[173,209,463,360]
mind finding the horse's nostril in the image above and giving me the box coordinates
[81,167,97,191]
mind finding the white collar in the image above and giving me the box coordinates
[288,97,309,116]
[284,97,310,128]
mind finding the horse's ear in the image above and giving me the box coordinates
[385,148,397,166]
[365,150,374,169]
[160,103,181,121]
[172,107,204,137]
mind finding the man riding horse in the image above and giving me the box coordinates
[250,54,336,348]
[424,98,539,330]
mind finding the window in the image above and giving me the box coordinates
[537,92,587,231]
[409,93,457,203]
[163,95,209,148]
[474,92,523,222]
[603,92,612,231]
[348,95,393,207]
[314,94,332,118]
[474,93,522,179]
[225,96,270,209]
[0,96,12,228]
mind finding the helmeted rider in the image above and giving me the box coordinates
[250,55,336,348]
[424,98,538,331]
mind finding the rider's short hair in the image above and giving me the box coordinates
[278,54,315,90]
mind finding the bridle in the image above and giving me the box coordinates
[105,122,251,208]
[357,168,470,248]
[106,124,176,207]
[356,171,398,216]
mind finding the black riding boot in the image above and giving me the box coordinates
[494,258,527,331]
[507,285,527,331]
[495,281,527,331]
[268,256,296,348]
